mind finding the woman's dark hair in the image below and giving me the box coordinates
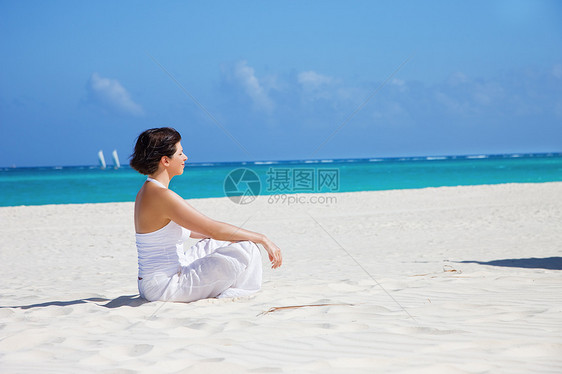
[130,127,182,175]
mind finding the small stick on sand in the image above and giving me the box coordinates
[258,303,355,317]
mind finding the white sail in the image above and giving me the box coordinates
[98,150,106,169]
[112,149,120,169]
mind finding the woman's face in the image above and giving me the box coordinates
[168,141,188,175]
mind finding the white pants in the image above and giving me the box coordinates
[138,239,262,302]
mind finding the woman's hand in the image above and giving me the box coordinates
[262,237,282,269]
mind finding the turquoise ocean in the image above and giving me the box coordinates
[1,153,561,207]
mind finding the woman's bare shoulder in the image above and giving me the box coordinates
[145,185,190,212]
[135,184,175,233]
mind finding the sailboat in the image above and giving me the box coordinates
[98,150,106,169]
[112,149,121,169]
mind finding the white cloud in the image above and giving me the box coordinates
[297,70,342,103]
[89,73,144,116]
[233,61,274,112]
[218,63,561,135]
[298,71,333,88]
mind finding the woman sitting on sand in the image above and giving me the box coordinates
[130,127,282,302]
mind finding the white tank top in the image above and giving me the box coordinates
[136,177,191,278]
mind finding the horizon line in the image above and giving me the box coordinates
[2,151,562,170]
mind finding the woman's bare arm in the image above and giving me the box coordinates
[189,231,208,239]
[162,189,282,268]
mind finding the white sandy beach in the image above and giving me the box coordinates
[1,182,561,373]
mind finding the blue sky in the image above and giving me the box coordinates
[1,0,561,167]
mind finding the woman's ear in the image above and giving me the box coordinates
[161,156,170,167]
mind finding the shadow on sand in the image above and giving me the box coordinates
[458,257,562,270]
[0,295,148,310]
[100,294,148,308]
